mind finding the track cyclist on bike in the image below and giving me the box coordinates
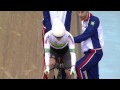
[44,18,77,79]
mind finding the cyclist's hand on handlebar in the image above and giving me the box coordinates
[70,66,76,75]
[44,66,50,74]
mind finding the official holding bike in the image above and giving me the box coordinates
[74,11,104,79]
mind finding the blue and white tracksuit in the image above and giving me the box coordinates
[74,13,104,79]
[43,11,72,32]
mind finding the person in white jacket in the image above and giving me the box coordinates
[42,11,72,79]
[44,18,76,79]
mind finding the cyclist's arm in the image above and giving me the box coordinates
[44,33,50,66]
[68,34,76,66]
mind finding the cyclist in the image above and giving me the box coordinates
[44,18,76,79]
[42,11,72,79]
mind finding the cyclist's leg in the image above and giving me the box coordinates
[54,68,59,79]
[46,47,58,79]
[62,48,75,79]
[46,57,56,79]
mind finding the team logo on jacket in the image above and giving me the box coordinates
[90,21,95,26]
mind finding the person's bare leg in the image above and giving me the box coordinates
[46,58,56,79]
[47,69,55,79]
[54,68,59,79]
[65,69,74,79]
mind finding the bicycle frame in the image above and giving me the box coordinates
[54,55,65,79]
[54,55,77,79]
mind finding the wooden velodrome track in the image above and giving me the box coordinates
[0,11,82,79]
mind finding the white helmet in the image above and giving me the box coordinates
[52,18,66,37]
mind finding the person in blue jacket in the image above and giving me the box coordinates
[43,11,72,32]
[74,11,104,79]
